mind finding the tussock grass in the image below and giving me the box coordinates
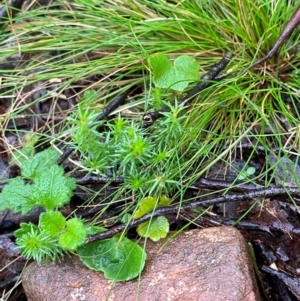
[1,0,300,220]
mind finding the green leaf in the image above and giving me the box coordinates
[40,211,66,238]
[0,147,76,214]
[0,177,35,214]
[237,172,246,180]
[11,133,39,166]
[15,222,41,240]
[22,148,61,179]
[77,235,146,281]
[158,195,171,206]
[120,213,132,223]
[137,216,169,242]
[133,196,157,219]
[150,54,172,84]
[149,54,199,91]
[59,218,86,250]
[133,196,171,219]
[247,167,256,175]
[31,165,77,210]
[0,149,76,214]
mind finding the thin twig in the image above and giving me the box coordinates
[56,147,73,165]
[192,177,265,192]
[86,186,300,243]
[94,91,129,123]
[180,52,233,104]
[250,5,300,69]
[76,175,124,185]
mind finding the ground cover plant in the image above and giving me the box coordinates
[1,0,300,300]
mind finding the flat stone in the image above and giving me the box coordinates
[22,227,262,301]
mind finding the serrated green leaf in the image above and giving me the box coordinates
[137,216,169,242]
[40,211,66,238]
[31,165,76,210]
[11,146,35,167]
[22,148,61,179]
[77,235,146,281]
[0,149,76,214]
[59,218,86,250]
[0,177,35,214]
[149,54,199,91]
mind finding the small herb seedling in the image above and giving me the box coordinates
[0,148,81,263]
[237,166,256,180]
[149,53,200,91]
[0,148,146,281]
[133,196,171,242]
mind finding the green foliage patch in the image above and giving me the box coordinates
[2,0,299,289]
[149,54,200,91]
[77,234,147,281]
[134,196,171,242]
[137,216,169,242]
[0,149,76,214]
[0,148,146,281]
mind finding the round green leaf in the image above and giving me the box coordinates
[149,53,172,86]
[149,53,199,91]
[120,213,132,223]
[77,235,146,281]
[158,195,171,206]
[237,172,246,180]
[137,216,169,242]
[247,167,256,175]
[133,196,157,219]
[40,211,66,238]
[59,218,86,250]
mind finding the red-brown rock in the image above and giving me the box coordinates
[22,227,262,301]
